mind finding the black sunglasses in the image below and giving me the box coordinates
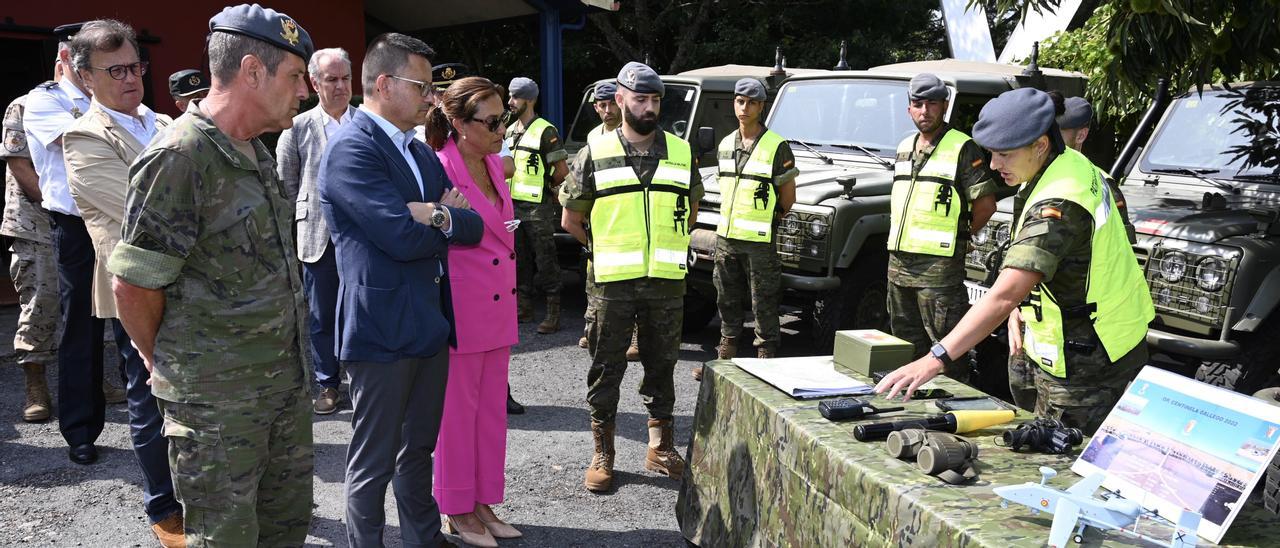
[470,109,513,133]
[92,61,149,81]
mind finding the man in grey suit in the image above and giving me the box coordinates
[276,47,355,415]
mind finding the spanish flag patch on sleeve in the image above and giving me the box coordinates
[971,158,984,168]
[1039,206,1062,219]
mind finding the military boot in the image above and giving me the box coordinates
[584,421,616,492]
[517,294,534,323]
[625,329,640,361]
[757,345,776,359]
[644,418,686,479]
[537,295,561,334]
[22,363,51,422]
[695,336,738,381]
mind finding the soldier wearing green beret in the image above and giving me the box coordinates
[109,4,316,544]
[876,88,1154,435]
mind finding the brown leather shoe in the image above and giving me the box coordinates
[313,387,339,415]
[22,363,51,422]
[152,512,185,548]
[584,421,615,492]
[644,418,686,479]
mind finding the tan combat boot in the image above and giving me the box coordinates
[757,346,776,359]
[537,295,560,334]
[695,336,738,381]
[517,294,534,323]
[645,418,686,479]
[584,421,615,492]
[22,363,52,422]
[625,330,640,361]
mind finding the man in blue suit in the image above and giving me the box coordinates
[318,32,482,548]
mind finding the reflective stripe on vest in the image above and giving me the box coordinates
[508,118,552,202]
[715,129,785,242]
[1014,148,1155,378]
[886,128,969,256]
[587,130,693,283]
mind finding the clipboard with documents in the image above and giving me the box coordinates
[732,356,874,399]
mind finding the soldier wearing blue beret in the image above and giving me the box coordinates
[108,4,316,546]
[877,87,1154,436]
[578,80,624,354]
[884,73,1001,385]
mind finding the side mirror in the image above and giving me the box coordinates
[695,126,716,156]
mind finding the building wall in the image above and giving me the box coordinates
[0,0,366,117]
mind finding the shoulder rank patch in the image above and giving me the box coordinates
[783,159,794,168]
[1039,206,1062,219]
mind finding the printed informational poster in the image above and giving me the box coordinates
[1073,366,1280,543]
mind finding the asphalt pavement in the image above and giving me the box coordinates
[0,276,759,547]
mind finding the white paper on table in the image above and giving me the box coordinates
[732,356,873,399]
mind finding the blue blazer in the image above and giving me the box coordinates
[318,109,483,363]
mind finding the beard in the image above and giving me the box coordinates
[624,107,658,135]
[915,115,943,134]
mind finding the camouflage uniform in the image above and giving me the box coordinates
[562,135,703,423]
[107,105,313,545]
[508,119,568,299]
[1002,154,1147,435]
[887,126,999,382]
[713,130,798,352]
[1,95,59,366]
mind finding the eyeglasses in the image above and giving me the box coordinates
[387,75,435,98]
[469,109,512,133]
[92,61,148,81]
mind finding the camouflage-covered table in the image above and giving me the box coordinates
[676,359,1280,547]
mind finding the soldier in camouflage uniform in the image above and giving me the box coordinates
[697,78,797,382]
[876,89,1153,435]
[107,5,315,545]
[886,74,999,384]
[2,95,59,423]
[561,62,702,493]
[506,77,569,334]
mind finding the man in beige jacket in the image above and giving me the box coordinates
[62,19,183,548]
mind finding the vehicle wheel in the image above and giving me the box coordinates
[1194,318,1280,395]
[808,249,889,353]
[683,292,718,335]
[1073,534,1084,544]
[1253,387,1280,515]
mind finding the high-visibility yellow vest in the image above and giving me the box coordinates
[886,129,969,256]
[587,130,693,283]
[715,129,785,242]
[508,117,553,202]
[1014,148,1154,378]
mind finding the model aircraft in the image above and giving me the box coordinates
[993,466,1200,547]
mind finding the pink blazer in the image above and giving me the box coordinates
[438,138,520,353]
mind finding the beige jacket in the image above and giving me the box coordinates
[63,102,171,318]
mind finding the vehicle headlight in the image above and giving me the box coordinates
[780,239,797,254]
[1197,257,1228,291]
[1194,295,1212,314]
[1160,252,1187,283]
[807,243,822,257]
[781,213,801,236]
[808,217,829,239]
[994,223,1011,245]
[973,226,990,246]
[1156,287,1172,306]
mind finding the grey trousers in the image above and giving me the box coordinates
[344,352,450,548]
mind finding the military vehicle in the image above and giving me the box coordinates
[685,59,1087,351]
[964,81,1280,397]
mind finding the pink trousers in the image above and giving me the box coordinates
[433,346,510,515]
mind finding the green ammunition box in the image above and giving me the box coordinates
[833,329,915,376]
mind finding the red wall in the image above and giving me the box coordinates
[1,0,366,117]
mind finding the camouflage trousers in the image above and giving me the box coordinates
[514,201,560,298]
[713,237,781,350]
[886,282,971,382]
[1031,341,1146,436]
[9,238,58,365]
[585,294,683,423]
[160,387,313,547]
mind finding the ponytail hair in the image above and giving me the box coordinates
[423,76,505,150]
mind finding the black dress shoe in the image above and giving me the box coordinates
[506,392,525,415]
[69,443,98,465]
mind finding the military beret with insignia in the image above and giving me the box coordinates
[169,69,209,97]
[209,4,314,61]
[617,61,663,97]
[973,88,1056,151]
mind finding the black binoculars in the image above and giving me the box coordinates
[1001,418,1084,455]
[885,429,979,484]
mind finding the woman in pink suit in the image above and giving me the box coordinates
[424,77,521,547]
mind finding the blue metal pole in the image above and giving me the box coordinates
[536,3,564,130]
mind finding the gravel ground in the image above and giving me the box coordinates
[0,275,787,547]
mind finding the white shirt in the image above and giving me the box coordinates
[25,78,92,216]
[322,106,353,139]
[361,105,423,198]
[98,100,159,147]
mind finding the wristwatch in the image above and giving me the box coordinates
[929,342,954,368]
[430,206,447,228]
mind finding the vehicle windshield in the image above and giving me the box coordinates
[1141,88,1280,179]
[567,83,699,142]
[768,79,915,155]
